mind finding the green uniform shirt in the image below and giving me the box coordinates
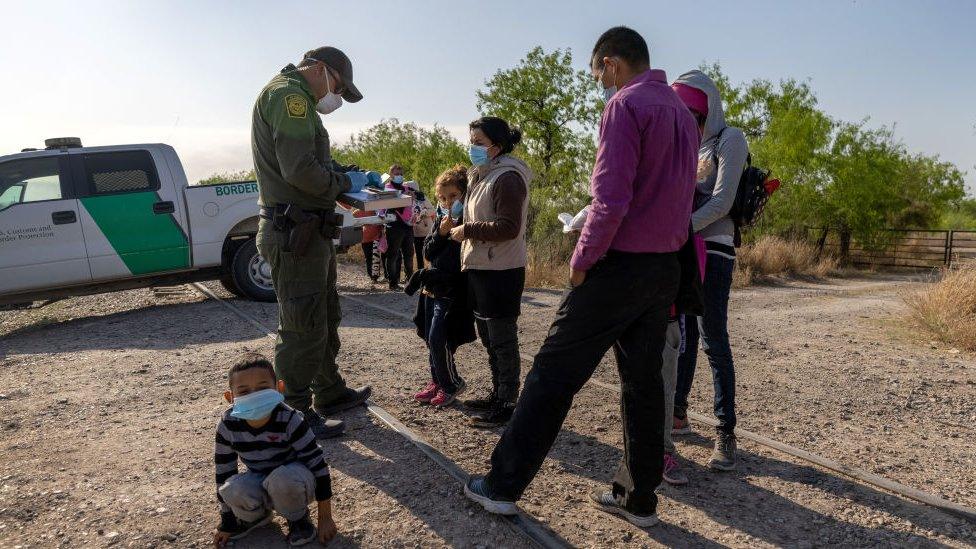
[251,64,352,210]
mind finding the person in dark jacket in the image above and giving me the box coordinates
[405,165,476,407]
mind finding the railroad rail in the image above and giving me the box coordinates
[190,283,572,549]
[340,293,976,524]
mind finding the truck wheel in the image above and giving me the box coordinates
[230,238,276,302]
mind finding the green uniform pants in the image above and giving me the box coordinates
[256,219,346,411]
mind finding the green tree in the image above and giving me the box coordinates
[701,62,966,248]
[476,46,603,243]
[196,169,255,185]
[333,119,468,193]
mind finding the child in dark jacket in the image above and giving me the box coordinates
[405,165,476,407]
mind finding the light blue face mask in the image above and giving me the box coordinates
[469,145,489,166]
[230,388,284,421]
[437,200,464,220]
[600,63,618,102]
[392,175,404,184]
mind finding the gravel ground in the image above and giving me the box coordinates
[0,267,974,548]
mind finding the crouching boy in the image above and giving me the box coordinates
[213,353,337,547]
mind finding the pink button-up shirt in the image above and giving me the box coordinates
[571,69,699,271]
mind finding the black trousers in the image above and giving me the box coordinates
[484,251,680,515]
[361,242,377,279]
[383,224,413,286]
[413,236,426,270]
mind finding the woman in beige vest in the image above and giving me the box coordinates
[448,116,532,428]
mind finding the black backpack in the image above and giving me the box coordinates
[713,127,779,244]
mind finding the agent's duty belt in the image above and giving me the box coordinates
[259,204,343,256]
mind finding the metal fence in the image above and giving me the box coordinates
[809,228,976,269]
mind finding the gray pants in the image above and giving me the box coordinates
[661,321,681,455]
[218,463,315,522]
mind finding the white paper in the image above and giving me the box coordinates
[558,206,590,233]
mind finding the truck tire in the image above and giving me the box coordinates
[229,238,276,302]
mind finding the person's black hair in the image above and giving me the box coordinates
[591,26,650,69]
[469,116,522,155]
[228,352,276,386]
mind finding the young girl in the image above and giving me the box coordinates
[409,165,476,407]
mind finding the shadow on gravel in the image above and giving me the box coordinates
[1,300,256,354]
[324,414,531,547]
[548,429,963,548]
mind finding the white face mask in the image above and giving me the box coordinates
[315,68,343,115]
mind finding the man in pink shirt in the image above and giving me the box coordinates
[464,27,699,527]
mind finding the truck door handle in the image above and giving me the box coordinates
[51,210,76,225]
[153,201,175,214]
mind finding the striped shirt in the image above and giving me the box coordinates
[214,403,331,512]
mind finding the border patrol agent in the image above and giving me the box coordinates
[252,46,371,439]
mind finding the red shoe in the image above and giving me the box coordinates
[414,382,438,403]
[431,388,458,408]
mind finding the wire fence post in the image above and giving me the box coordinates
[946,230,954,268]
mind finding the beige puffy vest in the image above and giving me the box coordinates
[461,155,532,271]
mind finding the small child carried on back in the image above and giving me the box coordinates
[213,353,337,548]
[404,165,477,407]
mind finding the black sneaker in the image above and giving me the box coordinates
[588,490,659,528]
[286,512,316,546]
[314,386,372,416]
[470,402,514,428]
[709,430,737,471]
[220,512,272,540]
[464,476,518,515]
[303,409,345,439]
[462,391,498,411]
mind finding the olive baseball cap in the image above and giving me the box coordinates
[303,46,363,103]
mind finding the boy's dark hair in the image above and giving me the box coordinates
[228,352,276,385]
[469,116,522,155]
[592,26,650,69]
[435,164,468,195]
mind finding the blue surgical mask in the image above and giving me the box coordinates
[230,388,284,421]
[600,64,618,102]
[392,175,404,184]
[450,200,463,219]
[469,145,489,166]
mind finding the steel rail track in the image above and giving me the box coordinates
[340,292,976,524]
[190,283,572,549]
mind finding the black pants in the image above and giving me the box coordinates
[413,236,425,270]
[383,224,413,286]
[468,268,525,403]
[484,251,680,515]
[475,316,520,402]
[361,242,377,279]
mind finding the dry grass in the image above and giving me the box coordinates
[904,263,976,350]
[526,253,569,288]
[734,236,839,287]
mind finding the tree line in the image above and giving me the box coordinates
[201,46,970,253]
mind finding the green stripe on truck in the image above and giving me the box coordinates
[80,192,190,275]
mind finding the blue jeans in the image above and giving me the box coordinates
[424,296,463,393]
[674,253,736,433]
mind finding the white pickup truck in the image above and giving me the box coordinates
[0,138,408,306]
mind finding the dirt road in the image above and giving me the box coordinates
[0,268,973,548]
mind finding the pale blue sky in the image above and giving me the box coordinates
[3,0,974,189]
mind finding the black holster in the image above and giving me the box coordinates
[265,205,342,257]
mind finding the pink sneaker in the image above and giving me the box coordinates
[414,382,438,403]
[430,388,458,408]
[662,453,689,485]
